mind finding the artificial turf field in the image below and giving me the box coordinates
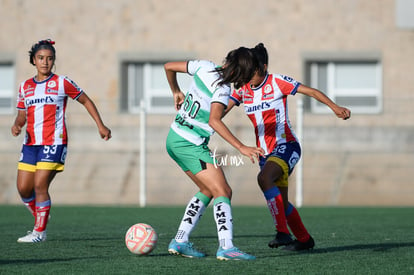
[0,205,413,274]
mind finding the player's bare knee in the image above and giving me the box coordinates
[17,187,33,198]
[257,171,273,190]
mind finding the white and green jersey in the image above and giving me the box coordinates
[170,60,230,145]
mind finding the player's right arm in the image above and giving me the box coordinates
[164,61,187,111]
[11,110,26,136]
[209,102,264,163]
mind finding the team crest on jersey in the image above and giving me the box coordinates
[262,84,274,100]
[45,80,58,95]
[47,81,56,88]
[234,87,243,97]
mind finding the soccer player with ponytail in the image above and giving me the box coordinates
[165,47,263,260]
[11,39,111,242]
[227,43,351,251]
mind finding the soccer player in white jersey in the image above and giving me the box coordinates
[164,47,264,260]
[227,43,351,251]
[11,39,111,243]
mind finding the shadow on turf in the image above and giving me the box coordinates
[311,242,414,254]
[0,257,102,266]
[196,234,414,257]
[230,234,414,253]
[49,237,121,242]
[273,242,414,256]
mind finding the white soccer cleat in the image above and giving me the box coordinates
[17,230,47,243]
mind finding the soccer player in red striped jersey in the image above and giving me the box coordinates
[11,39,111,243]
[227,43,351,251]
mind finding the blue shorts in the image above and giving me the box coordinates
[259,142,301,187]
[18,144,67,172]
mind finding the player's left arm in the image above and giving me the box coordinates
[297,84,351,120]
[77,93,112,140]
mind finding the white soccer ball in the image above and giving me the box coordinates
[125,223,158,255]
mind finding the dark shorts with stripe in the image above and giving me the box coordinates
[18,144,67,172]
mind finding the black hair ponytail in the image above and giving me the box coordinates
[251,43,268,76]
[215,47,258,89]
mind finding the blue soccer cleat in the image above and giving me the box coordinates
[216,246,256,261]
[168,239,205,258]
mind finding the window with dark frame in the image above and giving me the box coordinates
[0,62,15,114]
[303,56,382,114]
[120,60,192,114]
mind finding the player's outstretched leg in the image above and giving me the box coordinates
[264,187,293,248]
[167,192,210,258]
[284,202,315,251]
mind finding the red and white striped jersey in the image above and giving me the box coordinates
[16,74,83,145]
[230,73,301,155]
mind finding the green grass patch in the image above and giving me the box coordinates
[1,206,413,274]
